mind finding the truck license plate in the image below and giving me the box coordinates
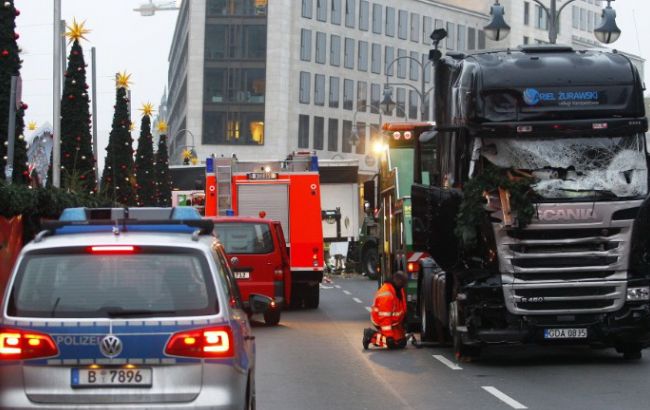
[71,368,152,387]
[234,271,250,279]
[544,328,587,339]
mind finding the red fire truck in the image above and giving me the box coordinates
[204,152,325,308]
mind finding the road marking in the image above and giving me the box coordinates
[319,284,333,289]
[343,290,352,295]
[353,297,363,304]
[482,386,528,409]
[334,285,341,289]
[432,355,463,370]
[365,306,372,312]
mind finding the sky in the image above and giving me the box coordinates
[13,0,650,172]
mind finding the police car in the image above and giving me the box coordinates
[0,207,270,409]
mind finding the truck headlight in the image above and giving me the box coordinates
[627,287,650,302]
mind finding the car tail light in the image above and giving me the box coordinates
[0,327,58,360]
[407,262,417,273]
[165,326,234,358]
[88,245,137,254]
[274,268,284,279]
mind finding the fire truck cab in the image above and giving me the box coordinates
[204,152,325,308]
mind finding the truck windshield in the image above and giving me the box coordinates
[480,134,648,200]
[214,223,274,254]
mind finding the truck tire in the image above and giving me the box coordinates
[449,301,480,360]
[621,345,642,360]
[304,284,320,309]
[420,285,436,342]
[263,308,281,326]
[362,246,379,280]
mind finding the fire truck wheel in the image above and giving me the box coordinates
[362,247,379,280]
[263,308,281,326]
[304,284,320,309]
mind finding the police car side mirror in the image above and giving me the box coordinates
[249,293,273,314]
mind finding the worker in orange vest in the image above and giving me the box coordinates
[363,271,408,350]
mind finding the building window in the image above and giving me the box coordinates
[298,115,310,148]
[457,25,466,51]
[314,116,324,150]
[204,68,226,103]
[204,67,265,104]
[302,0,313,18]
[478,30,486,49]
[385,46,394,76]
[385,7,395,37]
[523,35,529,45]
[422,54,431,83]
[343,79,354,110]
[317,0,327,21]
[372,3,382,34]
[370,83,380,114]
[467,27,476,50]
[572,6,579,29]
[330,34,341,66]
[409,90,418,119]
[409,51,419,81]
[244,25,266,59]
[358,41,368,71]
[396,88,405,118]
[328,118,339,151]
[203,111,264,145]
[205,25,227,60]
[359,0,369,31]
[587,10,593,31]
[410,13,420,42]
[524,1,530,25]
[344,37,355,69]
[342,120,353,153]
[345,0,355,28]
[357,81,367,112]
[398,10,408,39]
[207,0,267,16]
[446,22,456,49]
[299,71,310,104]
[435,18,444,30]
[300,29,312,61]
[314,74,326,106]
[202,112,226,144]
[397,48,406,79]
[423,16,432,44]
[331,0,341,25]
[371,43,381,74]
[355,122,366,154]
[536,5,549,30]
[329,76,340,108]
[580,8,586,31]
[315,32,326,64]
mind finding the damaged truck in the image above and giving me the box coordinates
[413,45,650,359]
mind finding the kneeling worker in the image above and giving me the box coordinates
[363,271,407,350]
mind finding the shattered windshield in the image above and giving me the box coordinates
[480,134,648,199]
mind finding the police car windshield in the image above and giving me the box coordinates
[480,134,648,200]
[7,249,218,318]
[214,223,274,254]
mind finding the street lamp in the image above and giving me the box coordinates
[170,128,197,165]
[484,0,620,45]
[351,104,384,150]
[594,1,621,44]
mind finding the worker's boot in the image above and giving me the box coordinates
[362,328,375,350]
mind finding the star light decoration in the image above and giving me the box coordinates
[139,102,155,117]
[129,122,136,132]
[157,120,168,134]
[27,121,37,131]
[116,71,132,89]
[65,18,90,43]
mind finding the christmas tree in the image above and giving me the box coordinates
[134,103,156,206]
[154,121,172,207]
[0,0,29,184]
[100,72,136,205]
[60,19,96,194]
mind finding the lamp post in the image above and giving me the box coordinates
[483,0,621,45]
[351,104,383,150]
[170,128,197,165]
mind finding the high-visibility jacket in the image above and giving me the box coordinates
[370,282,407,341]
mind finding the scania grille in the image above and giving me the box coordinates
[505,283,626,314]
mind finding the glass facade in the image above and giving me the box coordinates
[204,1,267,145]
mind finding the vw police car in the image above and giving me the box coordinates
[0,207,269,409]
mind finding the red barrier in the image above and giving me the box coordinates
[0,216,23,296]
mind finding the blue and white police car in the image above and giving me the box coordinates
[0,207,269,409]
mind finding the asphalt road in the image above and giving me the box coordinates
[253,275,650,410]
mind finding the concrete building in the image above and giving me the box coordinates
[165,0,492,171]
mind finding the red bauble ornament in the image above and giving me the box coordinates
[68,94,75,100]
[72,51,79,56]
[20,103,27,110]
[64,153,71,158]
[23,171,29,176]
[14,32,19,40]
[1,50,9,57]
[15,9,20,16]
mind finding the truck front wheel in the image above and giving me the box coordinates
[620,344,643,360]
[362,247,379,280]
[420,283,436,342]
[449,301,481,360]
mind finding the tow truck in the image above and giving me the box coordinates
[403,45,650,359]
[203,152,325,308]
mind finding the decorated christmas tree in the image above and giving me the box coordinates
[100,72,136,205]
[0,0,29,184]
[134,103,156,206]
[60,19,96,193]
[154,121,172,207]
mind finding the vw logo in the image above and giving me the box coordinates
[522,88,541,106]
[99,335,123,358]
[230,256,239,266]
